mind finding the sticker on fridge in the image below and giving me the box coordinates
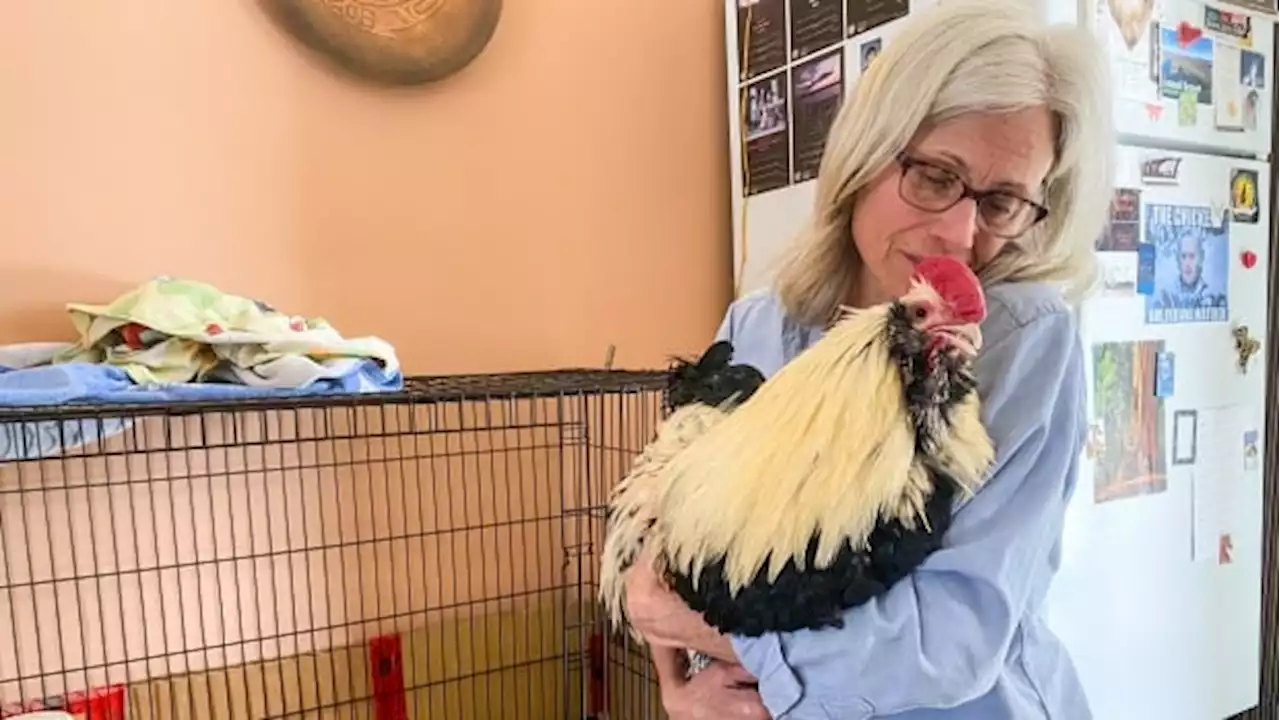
[1230,168,1260,223]
[1240,49,1265,132]
[1241,50,1266,90]
[1099,188,1142,251]
[1143,204,1229,324]
[1159,26,1213,106]
[1243,429,1259,471]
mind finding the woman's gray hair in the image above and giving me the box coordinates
[773,0,1115,326]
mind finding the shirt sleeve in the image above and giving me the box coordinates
[729,307,1087,718]
[714,303,735,343]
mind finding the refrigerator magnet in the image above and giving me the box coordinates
[1175,21,1204,48]
[1232,324,1261,373]
[1244,430,1259,471]
[1230,168,1260,223]
[1136,243,1156,295]
[1240,250,1257,269]
[1155,351,1175,397]
[1172,410,1197,465]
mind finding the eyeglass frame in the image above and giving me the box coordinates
[893,151,1050,238]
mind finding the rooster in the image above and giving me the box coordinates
[600,255,995,673]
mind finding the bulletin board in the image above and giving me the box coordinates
[723,0,938,298]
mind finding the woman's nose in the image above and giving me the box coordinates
[928,198,978,254]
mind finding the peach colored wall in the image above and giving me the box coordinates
[0,1,734,374]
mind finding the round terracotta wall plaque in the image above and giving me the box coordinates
[260,0,503,86]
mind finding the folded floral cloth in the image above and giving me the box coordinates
[53,276,400,388]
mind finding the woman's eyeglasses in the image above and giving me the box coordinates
[894,152,1050,238]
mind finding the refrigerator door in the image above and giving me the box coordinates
[1088,0,1275,158]
[1044,144,1272,720]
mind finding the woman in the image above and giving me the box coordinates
[623,1,1115,717]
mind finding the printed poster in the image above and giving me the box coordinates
[741,73,791,195]
[1091,340,1168,504]
[1142,204,1229,324]
[790,49,844,183]
[846,0,906,37]
[737,0,787,81]
[789,0,843,60]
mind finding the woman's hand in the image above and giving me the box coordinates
[652,646,770,719]
[624,551,738,663]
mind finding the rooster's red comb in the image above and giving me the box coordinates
[911,256,985,323]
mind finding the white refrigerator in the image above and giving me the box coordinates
[723,1,1277,718]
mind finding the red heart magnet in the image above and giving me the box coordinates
[1242,250,1257,269]
[1176,21,1203,48]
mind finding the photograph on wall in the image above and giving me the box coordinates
[846,0,906,37]
[741,72,792,196]
[789,0,843,60]
[1159,25,1214,106]
[790,49,844,183]
[1142,203,1229,324]
[1092,340,1169,504]
[737,0,787,81]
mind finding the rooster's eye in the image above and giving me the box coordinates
[913,306,929,320]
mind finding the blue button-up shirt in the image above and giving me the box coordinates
[714,280,1093,719]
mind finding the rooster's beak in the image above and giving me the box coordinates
[943,324,982,357]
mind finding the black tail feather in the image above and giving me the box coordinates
[666,340,766,410]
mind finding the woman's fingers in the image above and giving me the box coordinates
[650,645,689,686]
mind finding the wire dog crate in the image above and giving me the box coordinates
[0,370,670,720]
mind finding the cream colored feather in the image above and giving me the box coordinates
[598,401,732,635]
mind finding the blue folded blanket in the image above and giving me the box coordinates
[0,359,402,406]
[0,359,403,462]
